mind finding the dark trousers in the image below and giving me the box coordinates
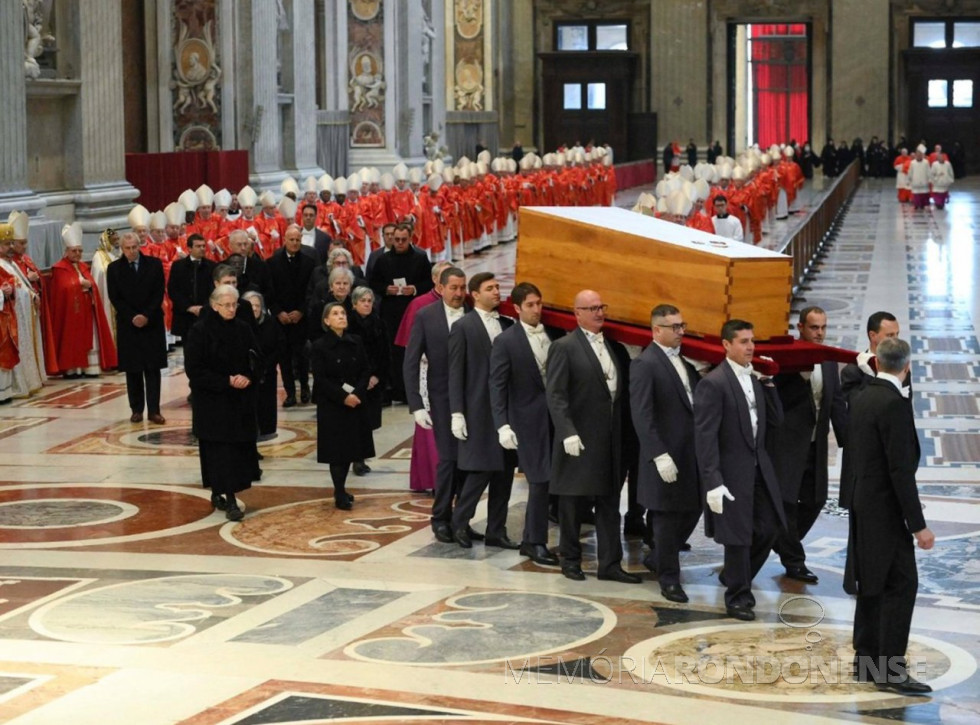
[648,509,702,586]
[451,467,515,540]
[623,445,644,524]
[722,476,781,608]
[558,492,623,576]
[774,444,824,568]
[279,332,309,394]
[431,458,464,526]
[853,540,918,680]
[125,366,162,414]
[523,480,551,545]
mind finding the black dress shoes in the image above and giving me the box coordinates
[519,543,559,566]
[433,523,454,543]
[283,396,297,408]
[641,552,657,573]
[226,500,244,521]
[467,527,485,541]
[679,542,692,552]
[597,568,642,584]
[660,584,689,603]
[726,604,755,621]
[130,412,143,423]
[211,493,228,511]
[562,564,586,581]
[334,495,353,511]
[485,535,521,550]
[453,527,473,549]
[875,675,932,696]
[352,461,371,476]
[784,566,819,584]
[300,387,311,404]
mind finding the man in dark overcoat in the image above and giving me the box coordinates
[448,272,518,549]
[167,233,215,343]
[694,319,785,620]
[404,266,467,542]
[108,232,168,424]
[267,224,316,406]
[546,289,640,584]
[489,282,558,566]
[842,337,934,696]
[630,304,702,603]
[767,306,847,584]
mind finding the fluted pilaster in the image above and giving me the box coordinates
[0,3,29,197]
[250,0,281,174]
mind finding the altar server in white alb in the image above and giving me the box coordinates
[711,195,743,242]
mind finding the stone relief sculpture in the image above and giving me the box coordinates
[23,0,53,79]
[348,51,386,113]
[453,60,484,111]
[423,132,448,161]
[171,19,222,114]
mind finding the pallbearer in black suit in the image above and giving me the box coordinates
[489,282,559,566]
[267,225,316,407]
[404,267,468,543]
[840,311,905,406]
[694,319,785,620]
[768,307,847,584]
[842,337,934,696]
[630,304,702,603]
[107,233,168,424]
[546,290,641,584]
[167,234,215,343]
[449,273,519,549]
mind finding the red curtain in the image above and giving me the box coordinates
[751,24,808,148]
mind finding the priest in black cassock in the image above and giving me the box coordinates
[369,223,433,402]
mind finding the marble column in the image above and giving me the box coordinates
[0,2,44,217]
[241,0,283,186]
[70,0,139,237]
[281,0,323,180]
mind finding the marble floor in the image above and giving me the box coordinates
[1,179,978,724]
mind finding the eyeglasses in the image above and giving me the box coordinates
[657,322,687,333]
[575,304,608,314]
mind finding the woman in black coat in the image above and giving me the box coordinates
[347,286,390,475]
[184,284,259,521]
[242,290,283,441]
[311,301,375,510]
[820,139,837,178]
[307,267,354,342]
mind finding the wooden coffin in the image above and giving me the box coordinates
[515,206,793,340]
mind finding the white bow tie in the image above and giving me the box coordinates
[587,332,604,345]
[447,307,464,318]
[480,310,500,320]
[525,325,546,335]
[664,347,681,358]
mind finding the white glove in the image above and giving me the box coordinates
[413,409,433,429]
[706,485,735,515]
[654,453,678,483]
[498,425,518,450]
[563,435,584,457]
[856,351,876,376]
[270,229,279,239]
[451,413,468,440]
[433,206,441,214]
[751,355,775,380]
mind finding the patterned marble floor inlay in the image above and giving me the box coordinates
[0,178,979,724]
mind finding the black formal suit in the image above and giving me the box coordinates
[694,361,786,608]
[448,310,516,540]
[404,302,464,529]
[630,343,702,586]
[364,245,389,281]
[610,340,643,531]
[267,248,316,397]
[546,327,624,574]
[489,323,554,546]
[299,228,332,266]
[167,256,215,340]
[841,377,925,678]
[107,253,168,416]
[768,361,847,569]
[237,253,273,301]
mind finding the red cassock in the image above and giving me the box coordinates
[389,188,419,226]
[42,259,117,375]
[13,253,43,296]
[0,266,19,370]
[363,193,390,235]
[336,201,369,266]
[417,190,446,255]
[187,213,226,261]
[144,241,179,330]
[687,212,715,233]
[251,213,285,258]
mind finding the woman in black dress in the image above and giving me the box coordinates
[311,301,375,510]
[241,290,282,442]
[185,284,259,521]
[347,286,390,475]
